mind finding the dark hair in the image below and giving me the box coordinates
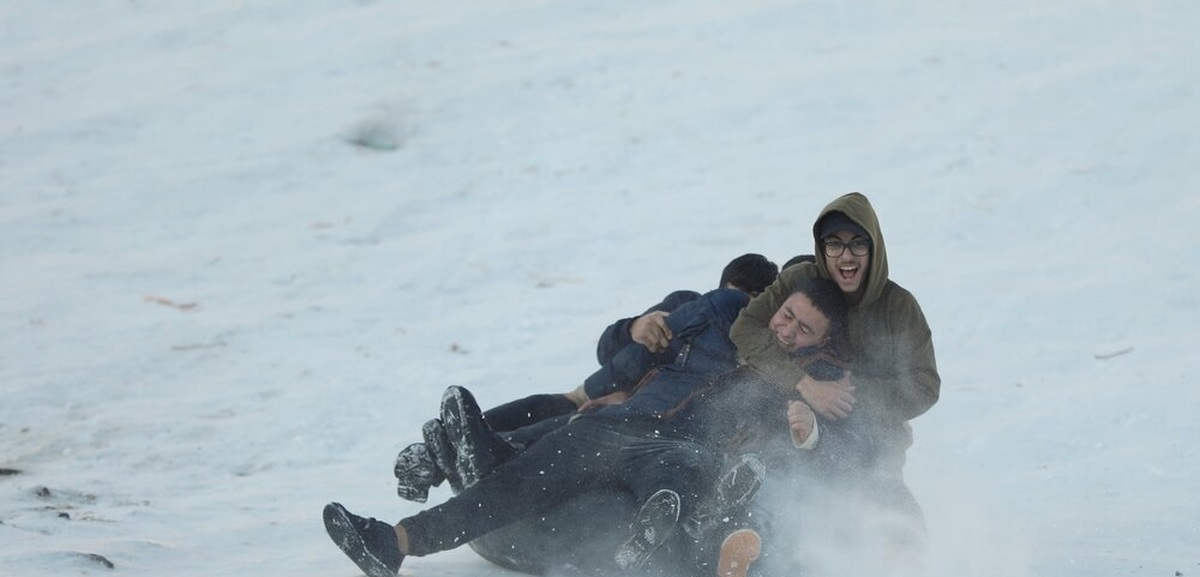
[719,253,779,295]
[782,254,816,270]
[790,275,851,363]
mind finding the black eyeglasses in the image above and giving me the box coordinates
[823,237,871,258]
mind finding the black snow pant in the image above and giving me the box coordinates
[483,393,578,433]
[400,416,722,560]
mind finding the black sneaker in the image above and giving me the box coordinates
[394,442,445,503]
[322,502,404,577]
[439,386,515,488]
[422,418,462,492]
[614,489,681,571]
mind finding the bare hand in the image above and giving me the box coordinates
[787,401,816,445]
[795,373,856,421]
[578,390,629,413]
[630,311,672,353]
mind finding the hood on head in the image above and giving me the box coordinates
[811,192,889,307]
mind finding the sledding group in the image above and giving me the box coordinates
[322,193,940,577]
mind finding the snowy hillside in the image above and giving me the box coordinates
[2,2,1198,576]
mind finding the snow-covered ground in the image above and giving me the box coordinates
[2,1,1198,576]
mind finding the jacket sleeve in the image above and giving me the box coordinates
[585,289,746,400]
[581,348,654,399]
[729,264,815,389]
[686,366,873,477]
[665,288,746,341]
[855,286,941,422]
[804,409,878,475]
[745,394,878,479]
[595,290,702,365]
[706,288,754,339]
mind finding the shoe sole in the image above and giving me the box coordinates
[614,489,681,571]
[717,528,762,577]
[716,455,764,513]
[395,443,441,503]
[422,419,462,492]
[323,503,396,577]
[440,386,490,488]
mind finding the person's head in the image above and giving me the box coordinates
[768,276,848,355]
[781,254,816,270]
[719,253,779,296]
[813,201,875,299]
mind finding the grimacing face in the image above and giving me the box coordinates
[768,291,831,352]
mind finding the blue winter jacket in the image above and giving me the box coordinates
[502,289,714,449]
[583,289,702,400]
[588,287,750,419]
[592,289,701,367]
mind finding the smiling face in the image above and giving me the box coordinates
[822,230,870,296]
[768,291,832,353]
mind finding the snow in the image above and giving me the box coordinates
[2,1,1198,576]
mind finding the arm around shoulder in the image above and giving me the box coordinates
[730,264,812,388]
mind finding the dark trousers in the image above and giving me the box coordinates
[401,417,722,557]
[483,393,578,432]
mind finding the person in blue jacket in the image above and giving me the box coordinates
[322,276,852,577]
[393,253,779,501]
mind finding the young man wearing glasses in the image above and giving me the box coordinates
[726,192,941,576]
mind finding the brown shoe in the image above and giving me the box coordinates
[716,528,761,577]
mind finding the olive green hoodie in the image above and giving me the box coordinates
[729,192,940,463]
